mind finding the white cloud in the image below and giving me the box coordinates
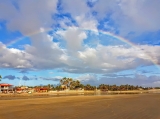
[0,0,160,75]
[92,0,117,19]
[1,34,160,73]
[75,15,98,32]
[0,0,58,35]
[0,0,18,20]
[57,27,87,51]
[78,74,97,81]
[153,81,160,85]
[91,0,160,36]
[118,0,160,32]
[61,0,90,17]
[77,74,98,85]
[1,0,160,38]
[61,0,98,32]
[59,42,160,74]
[0,42,32,69]
[24,32,66,69]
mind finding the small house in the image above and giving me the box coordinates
[0,83,13,93]
[34,87,48,92]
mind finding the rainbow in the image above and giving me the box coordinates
[6,28,53,47]
[5,28,160,70]
[89,29,160,70]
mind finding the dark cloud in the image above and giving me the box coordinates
[102,73,133,77]
[102,73,118,77]
[40,77,61,81]
[139,70,153,74]
[17,76,37,80]
[34,77,38,80]
[22,76,30,81]
[30,75,38,80]
[19,70,29,74]
[16,77,20,79]
[3,75,16,80]
[78,74,160,87]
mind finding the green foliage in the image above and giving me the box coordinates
[154,87,160,89]
[3,75,153,91]
[84,84,96,90]
[60,77,73,87]
[98,84,145,91]
[59,77,84,90]
[0,75,2,81]
[58,77,152,91]
[55,85,62,90]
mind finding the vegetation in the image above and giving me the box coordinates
[1,76,157,91]
[0,75,2,81]
[98,84,139,91]
[154,87,160,89]
[41,77,154,91]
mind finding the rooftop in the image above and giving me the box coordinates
[0,83,12,86]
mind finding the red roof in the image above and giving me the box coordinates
[0,83,12,86]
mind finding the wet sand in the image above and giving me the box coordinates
[0,93,160,119]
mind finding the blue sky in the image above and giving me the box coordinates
[0,0,160,87]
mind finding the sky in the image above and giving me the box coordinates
[0,0,160,87]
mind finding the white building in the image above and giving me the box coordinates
[0,83,13,93]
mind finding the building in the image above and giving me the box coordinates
[0,83,14,93]
[34,87,48,92]
[15,86,28,93]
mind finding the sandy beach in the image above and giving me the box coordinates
[0,93,160,119]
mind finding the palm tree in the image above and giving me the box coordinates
[70,80,76,89]
[84,84,93,90]
[67,78,73,88]
[0,75,2,81]
[75,80,80,86]
[60,77,68,85]
[79,84,84,89]
[60,79,63,85]
[60,77,74,89]
[99,84,108,91]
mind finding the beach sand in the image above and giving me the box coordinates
[0,93,160,119]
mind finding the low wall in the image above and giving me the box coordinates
[48,90,149,94]
[0,90,153,97]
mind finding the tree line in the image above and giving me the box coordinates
[0,76,155,91]
[44,77,153,91]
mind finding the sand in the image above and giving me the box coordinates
[0,93,160,119]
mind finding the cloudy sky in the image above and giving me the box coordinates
[0,0,160,87]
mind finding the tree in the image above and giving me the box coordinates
[55,85,61,91]
[70,80,75,89]
[67,78,73,88]
[60,77,68,86]
[0,75,2,81]
[60,77,74,89]
[84,84,95,90]
[76,80,80,86]
[79,84,84,89]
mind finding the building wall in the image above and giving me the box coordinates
[0,85,13,93]
[0,87,1,93]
